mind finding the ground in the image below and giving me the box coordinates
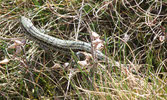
[0,0,167,99]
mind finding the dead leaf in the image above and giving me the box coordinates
[0,58,10,65]
[8,39,25,49]
[90,31,104,51]
[77,52,93,69]
[8,39,26,54]
[123,33,130,42]
[159,35,165,42]
[15,46,22,54]
[8,40,24,49]
[78,60,88,67]
[92,38,104,50]
[64,62,69,68]
[92,31,100,39]
[8,43,17,49]
[51,63,61,69]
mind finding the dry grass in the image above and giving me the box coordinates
[0,0,167,99]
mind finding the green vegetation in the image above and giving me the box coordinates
[0,0,167,99]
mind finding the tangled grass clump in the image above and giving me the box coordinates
[0,0,166,99]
